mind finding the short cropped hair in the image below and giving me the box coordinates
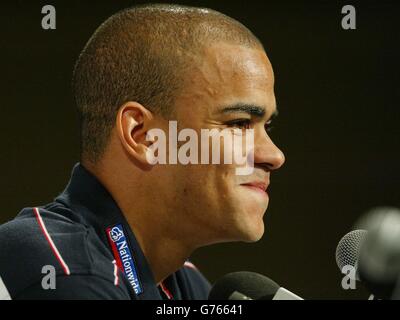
[72,3,263,164]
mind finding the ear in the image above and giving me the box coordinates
[116,101,154,169]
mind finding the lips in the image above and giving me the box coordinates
[240,181,269,193]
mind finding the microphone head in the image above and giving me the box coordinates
[335,229,367,273]
[355,207,400,299]
[208,271,280,300]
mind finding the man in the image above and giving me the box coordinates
[0,3,284,299]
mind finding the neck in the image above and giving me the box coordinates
[83,160,198,285]
[127,218,194,285]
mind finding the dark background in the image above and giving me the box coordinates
[1,0,399,299]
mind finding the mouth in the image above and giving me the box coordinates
[240,181,269,197]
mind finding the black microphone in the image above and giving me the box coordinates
[356,207,400,299]
[208,271,303,300]
[336,207,400,299]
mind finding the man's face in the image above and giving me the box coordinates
[153,42,285,245]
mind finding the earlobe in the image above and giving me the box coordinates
[116,102,154,169]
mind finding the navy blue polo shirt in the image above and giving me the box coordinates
[0,163,211,300]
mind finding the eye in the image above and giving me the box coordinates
[226,119,252,130]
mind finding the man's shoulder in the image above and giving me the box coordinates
[0,204,126,299]
[0,204,91,270]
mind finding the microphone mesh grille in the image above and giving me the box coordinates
[335,229,367,271]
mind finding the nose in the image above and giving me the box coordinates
[253,132,285,171]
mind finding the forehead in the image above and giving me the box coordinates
[202,42,273,83]
[177,42,276,118]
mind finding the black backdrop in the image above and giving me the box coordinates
[1,0,399,299]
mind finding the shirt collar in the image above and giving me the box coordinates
[54,162,164,300]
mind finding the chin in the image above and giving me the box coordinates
[243,226,264,242]
[235,216,265,243]
[213,222,264,245]
[241,205,267,239]
[218,201,266,243]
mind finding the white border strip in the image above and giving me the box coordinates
[0,277,11,300]
[112,260,119,286]
[184,261,197,270]
[34,207,70,275]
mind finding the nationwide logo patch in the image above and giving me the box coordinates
[106,224,143,295]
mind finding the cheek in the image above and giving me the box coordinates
[218,131,255,178]
[178,165,214,196]
[180,165,232,204]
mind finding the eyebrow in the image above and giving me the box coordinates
[218,103,278,120]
